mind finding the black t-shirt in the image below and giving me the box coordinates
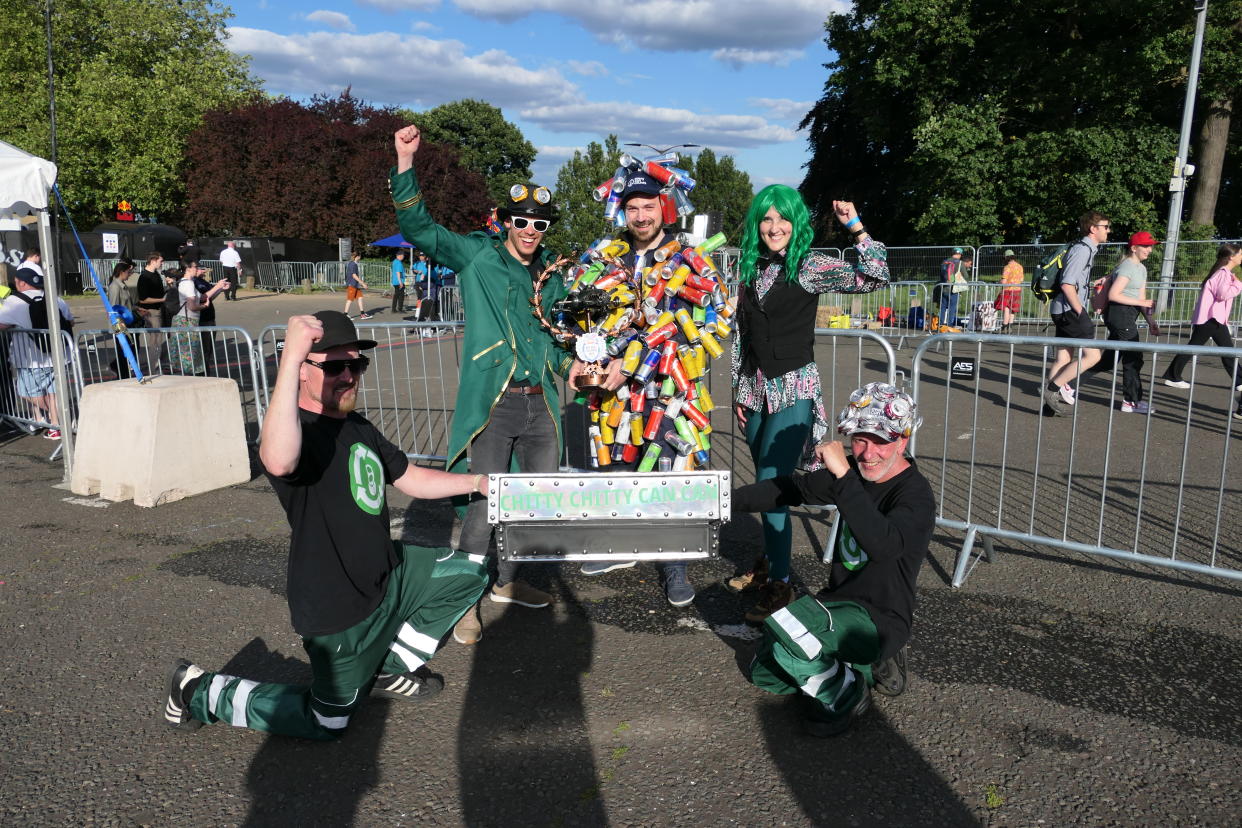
[136,268,164,307]
[266,409,411,636]
[732,457,936,659]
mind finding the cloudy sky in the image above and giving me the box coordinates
[225,0,848,190]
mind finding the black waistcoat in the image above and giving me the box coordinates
[738,263,818,377]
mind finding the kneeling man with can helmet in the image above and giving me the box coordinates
[731,382,935,736]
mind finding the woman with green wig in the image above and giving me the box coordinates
[728,185,889,622]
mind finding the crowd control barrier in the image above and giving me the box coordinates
[74,325,265,442]
[909,332,1242,587]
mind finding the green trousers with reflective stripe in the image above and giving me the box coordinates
[749,596,879,721]
[188,544,488,740]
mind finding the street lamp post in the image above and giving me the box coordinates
[1156,0,1210,311]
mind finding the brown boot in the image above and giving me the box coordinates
[452,604,482,645]
[727,556,769,593]
[745,580,794,625]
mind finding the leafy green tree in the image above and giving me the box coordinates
[545,135,621,256]
[680,148,754,243]
[409,99,536,204]
[0,0,257,226]
[799,0,1242,244]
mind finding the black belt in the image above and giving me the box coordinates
[506,384,543,395]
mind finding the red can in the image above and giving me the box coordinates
[643,321,678,348]
[658,341,678,375]
[621,442,640,464]
[682,400,710,430]
[644,161,674,185]
[675,285,713,307]
[642,404,666,441]
[659,193,677,226]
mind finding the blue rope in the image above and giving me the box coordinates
[51,184,145,382]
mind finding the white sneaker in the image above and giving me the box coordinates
[1163,379,1190,389]
[1058,385,1076,405]
[1120,400,1153,414]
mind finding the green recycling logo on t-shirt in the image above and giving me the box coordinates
[837,521,869,571]
[349,442,385,515]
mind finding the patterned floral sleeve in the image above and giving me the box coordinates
[797,238,889,296]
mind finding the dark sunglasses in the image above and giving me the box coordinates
[510,216,550,232]
[304,356,370,376]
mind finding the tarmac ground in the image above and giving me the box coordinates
[1,289,1238,826]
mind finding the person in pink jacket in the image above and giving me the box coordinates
[1162,243,1242,390]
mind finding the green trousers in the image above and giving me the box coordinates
[743,398,813,581]
[749,596,879,722]
[188,545,488,740]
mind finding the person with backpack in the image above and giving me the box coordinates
[1044,212,1109,412]
[106,260,140,379]
[1098,232,1159,414]
[936,247,965,328]
[166,262,225,376]
[0,267,74,439]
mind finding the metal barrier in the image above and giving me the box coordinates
[75,325,265,442]
[255,321,464,461]
[909,331,1242,586]
[0,328,81,439]
[439,286,463,322]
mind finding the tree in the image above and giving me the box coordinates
[545,135,621,256]
[799,0,1242,244]
[181,91,491,245]
[409,99,537,204]
[679,149,755,243]
[0,0,257,227]
[1189,12,1242,233]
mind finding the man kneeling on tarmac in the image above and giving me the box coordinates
[731,382,935,736]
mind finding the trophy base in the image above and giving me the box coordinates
[574,374,608,389]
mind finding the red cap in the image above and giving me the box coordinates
[1129,231,1159,247]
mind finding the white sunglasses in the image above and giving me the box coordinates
[510,216,550,232]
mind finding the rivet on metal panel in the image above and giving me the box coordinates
[503,512,510,518]
[556,512,562,518]
[611,511,617,517]
[529,511,535,517]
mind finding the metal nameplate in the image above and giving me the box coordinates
[488,471,731,523]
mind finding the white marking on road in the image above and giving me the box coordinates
[957,432,973,440]
[62,497,108,508]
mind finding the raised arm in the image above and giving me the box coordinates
[391,125,486,274]
[800,200,889,295]
[258,314,322,477]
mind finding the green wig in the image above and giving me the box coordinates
[738,184,814,286]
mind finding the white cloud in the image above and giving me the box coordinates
[411,21,438,32]
[305,10,356,32]
[537,145,580,161]
[359,0,440,10]
[712,48,803,69]
[451,0,847,63]
[519,101,799,153]
[225,28,578,110]
[566,60,608,77]
[748,97,814,124]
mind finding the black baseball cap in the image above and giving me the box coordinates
[311,310,377,352]
[620,172,661,202]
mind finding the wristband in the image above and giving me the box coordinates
[844,216,861,230]
[851,225,867,238]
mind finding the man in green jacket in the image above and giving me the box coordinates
[393,124,590,645]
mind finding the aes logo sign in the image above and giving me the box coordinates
[950,358,976,380]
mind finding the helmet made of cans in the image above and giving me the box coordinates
[836,382,921,442]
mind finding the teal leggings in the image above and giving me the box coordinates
[743,398,813,581]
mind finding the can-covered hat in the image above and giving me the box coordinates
[1003,249,1016,257]
[499,183,555,222]
[311,310,377,352]
[1129,231,1159,247]
[836,382,922,442]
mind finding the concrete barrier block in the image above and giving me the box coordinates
[70,375,251,507]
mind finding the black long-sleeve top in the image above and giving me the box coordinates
[732,457,936,659]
